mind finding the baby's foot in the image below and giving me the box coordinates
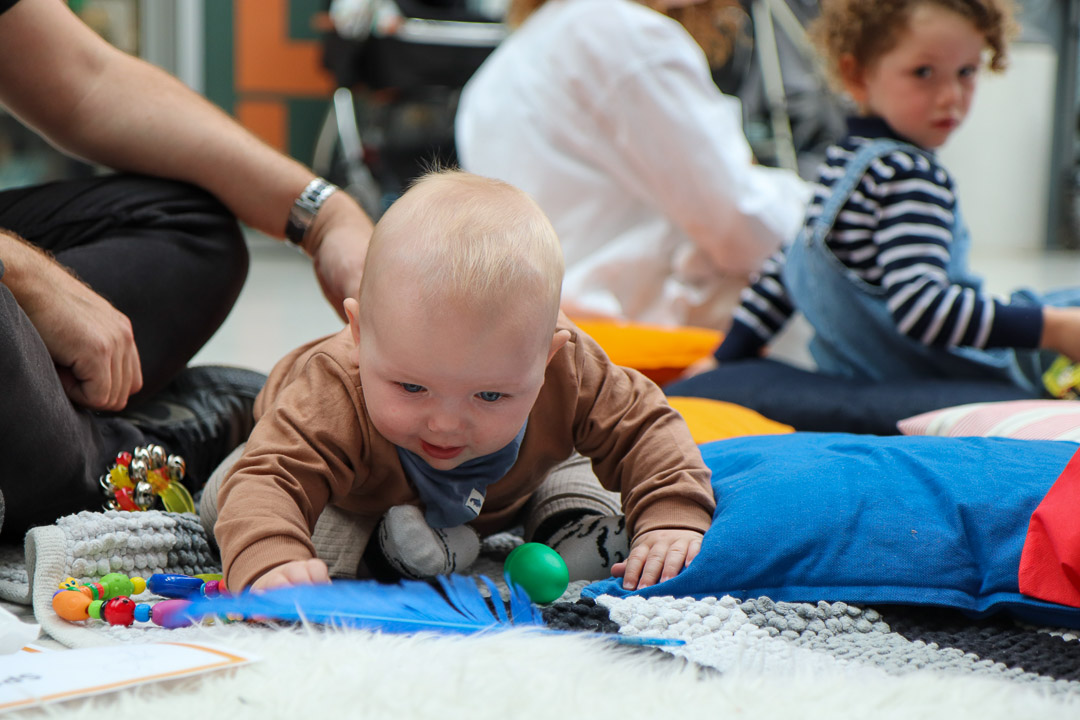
[542,514,628,581]
[377,505,481,579]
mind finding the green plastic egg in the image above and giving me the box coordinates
[503,542,569,604]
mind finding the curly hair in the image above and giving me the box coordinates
[809,0,1019,89]
[506,0,748,68]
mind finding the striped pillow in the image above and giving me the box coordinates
[898,400,1080,441]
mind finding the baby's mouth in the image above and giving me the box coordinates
[421,440,465,460]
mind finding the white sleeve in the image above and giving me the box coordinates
[594,42,810,275]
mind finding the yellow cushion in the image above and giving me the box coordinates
[571,318,722,385]
[667,396,794,444]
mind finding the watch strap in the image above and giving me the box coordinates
[285,177,339,251]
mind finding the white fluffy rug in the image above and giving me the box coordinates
[6,511,1080,718]
[10,622,1080,720]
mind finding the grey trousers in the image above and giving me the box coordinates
[199,445,621,579]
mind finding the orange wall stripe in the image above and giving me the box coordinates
[235,0,335,95]
[236,99,288,152]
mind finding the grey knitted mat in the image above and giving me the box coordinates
[5,509,1080,700]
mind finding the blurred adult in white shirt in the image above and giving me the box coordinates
[456,0,810,330]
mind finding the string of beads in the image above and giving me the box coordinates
[52,572,224,628]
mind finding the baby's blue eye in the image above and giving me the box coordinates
[958,65,977,78]
[477,391,503,402]
[913,65,932,79]
[400,383,424,393]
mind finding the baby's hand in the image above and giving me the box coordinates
[611,529,703,590]
[251,558,331,591]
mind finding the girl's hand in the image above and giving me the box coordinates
[679,355,718,380]
[612,529,703,590]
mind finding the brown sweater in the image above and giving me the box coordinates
[215,317,715,589]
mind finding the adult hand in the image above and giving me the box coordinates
[9,238,143,411]
[251,558,331,591]
[612,528,703,590]
[305,192,372,322]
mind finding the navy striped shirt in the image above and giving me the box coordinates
[715,116,1042,361]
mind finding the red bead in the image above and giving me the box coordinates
[116,451,133,467]
[101,596,137,626]
[114,487,139,512]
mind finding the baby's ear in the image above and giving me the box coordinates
[343,297,362,346]
[547,328,572,364]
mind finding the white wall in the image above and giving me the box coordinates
[938,43,1058,252]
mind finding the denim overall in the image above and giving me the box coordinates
[783,139,1078,394]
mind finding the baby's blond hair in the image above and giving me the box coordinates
[358,170,564,330]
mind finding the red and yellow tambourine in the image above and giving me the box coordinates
[99,444,196,514]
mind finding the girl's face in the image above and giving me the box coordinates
[845,3,987,149]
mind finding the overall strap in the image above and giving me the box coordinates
[806,139,927,247]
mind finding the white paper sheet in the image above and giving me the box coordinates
[0,641,258,712]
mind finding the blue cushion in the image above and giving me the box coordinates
[583,433,1080,627]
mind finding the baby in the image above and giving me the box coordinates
[206,170,715,592]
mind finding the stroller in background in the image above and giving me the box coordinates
[711,0,847,179]
[312,0,845,219]
[312,0,507,219]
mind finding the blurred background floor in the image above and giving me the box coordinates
[191,231,1080,375]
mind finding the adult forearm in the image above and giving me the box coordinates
[0,231,62,308]
[51,53,313,241]
[0,0,371,315]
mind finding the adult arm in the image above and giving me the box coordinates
[0,0,372,317]
[592,15,809,276]
[0,232,141,410]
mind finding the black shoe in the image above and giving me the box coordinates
[120,365,267,492]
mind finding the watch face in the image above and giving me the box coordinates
[286,179,338,245]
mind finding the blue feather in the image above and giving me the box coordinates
[182,575,542,635]
[179,574,684,646]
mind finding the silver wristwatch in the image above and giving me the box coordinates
[285,177,339,250]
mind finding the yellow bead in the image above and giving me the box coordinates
[109,465,133,489]
[147,468,170,493]
[58,577,78,591]
[130,576,146,595]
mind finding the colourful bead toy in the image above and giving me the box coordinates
[52,572,225,628]
[99,444,196,514]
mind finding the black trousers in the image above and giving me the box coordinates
[0,174,248,540]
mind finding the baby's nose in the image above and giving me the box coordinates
[427,410,464,434]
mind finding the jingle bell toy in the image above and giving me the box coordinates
[99,444,196,514]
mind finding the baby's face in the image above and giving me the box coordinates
[354,293,556,471]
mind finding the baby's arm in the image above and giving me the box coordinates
[612,529,704,590]
[216,345,368,591]
[251,558,331,591]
